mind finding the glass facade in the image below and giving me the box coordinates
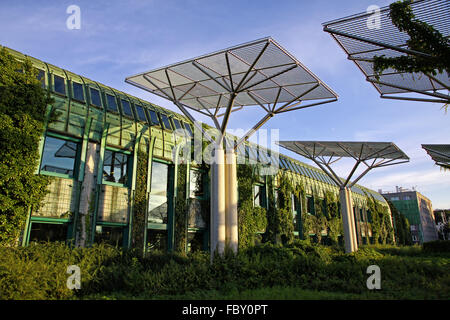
[189,169,203,198]
[148,110,160,126]
[72,82,84,101]
[254,185,264,207]
[29,222,68,243]
[147,229,167,251]
[135,105,147,122]
[121,99,133,118]
[148,161,169,224]
[90,87,102,107]
[36,69,45,88]
[106,94,118,112]
[95,225,124,247]
[40,136,78,177]
[160,114,172,130]
[54,75,65,95]
[103,150,129,185]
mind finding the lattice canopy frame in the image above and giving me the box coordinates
[126,37,338,147]
[323,0,450,104]
[422,144,450,169]
[277,141,410,189]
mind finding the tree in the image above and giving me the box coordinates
[373,0,450,76]
[0,48,53,245]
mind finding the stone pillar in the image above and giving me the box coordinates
[339,187,358,253]
[225,149,238,253]
[210,145,226,259]
[77,142,99,247]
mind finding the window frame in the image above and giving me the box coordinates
[52,74,66,96]
[120,98,135,119]
[135,104,148,123]
[105,93,119,113]
[89,87,103,108]
[147,109,161,127]
[39,132,81,179]
[71,81,85,103]
[160,113,173,130]
[102,147,132,187]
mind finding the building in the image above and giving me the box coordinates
[382,188,438,244]
[433,209,449,240]
[2,45,392,251]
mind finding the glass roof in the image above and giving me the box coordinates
[126,37,337,112]
[278,141,409,161]
[323,0,450,99]
[422,144,450,166]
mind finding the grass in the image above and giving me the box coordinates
[1,242,448,300]
[83,287,391,300]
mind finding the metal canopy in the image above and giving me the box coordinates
[126,37,338,147]
[323,0,450,104]
[277,141,409,189]
[422,144,450,168]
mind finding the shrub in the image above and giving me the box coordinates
[0,242,448,300]
[423,240,450,253]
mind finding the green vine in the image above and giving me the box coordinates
[237,164,267,249]
[174,163,188,253]
[265,171,294,245]
[373,0,450,77]
[131,150,148,253]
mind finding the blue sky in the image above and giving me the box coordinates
[1,0,449,208]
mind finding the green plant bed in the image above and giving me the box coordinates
[0,242,448,300]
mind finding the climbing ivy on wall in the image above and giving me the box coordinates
[265,172,294,245]
[0,48,53,246]
[324,191,342,245]
[131,150,148,254]
[237,164,267,249]
[174,163,188,253]
[366,195,395,245]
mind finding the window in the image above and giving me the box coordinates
[72,82,84,101]
[187,232,204,252]
[53,75,66,95]
[90,88,102,107]
[183,122,193,136]
[40,136,78,177]
[36,69,45,88]
[106,94,118,112]
[404,195,411,200]
[160,114,172,130]
[29,223,68,243]
[148,161,169,224]
[148,110,161,126]
[390,196,400,201]
[292,194,301,230]
[307,196,315,215]
[367,210,372,223]
[103,150,129,185]
[95,226,124,247]
[190,169,203,198]
[121,99,133,118]
[135,105,148,122]
[254,185,265,207]
[172,118,182,130]
[147,229,167,251]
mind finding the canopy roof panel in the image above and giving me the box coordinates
[422,144,450,166]
[277,141,409,161]
[278,140,409,189]
[125,37,338,112]
[323,0,450,100]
